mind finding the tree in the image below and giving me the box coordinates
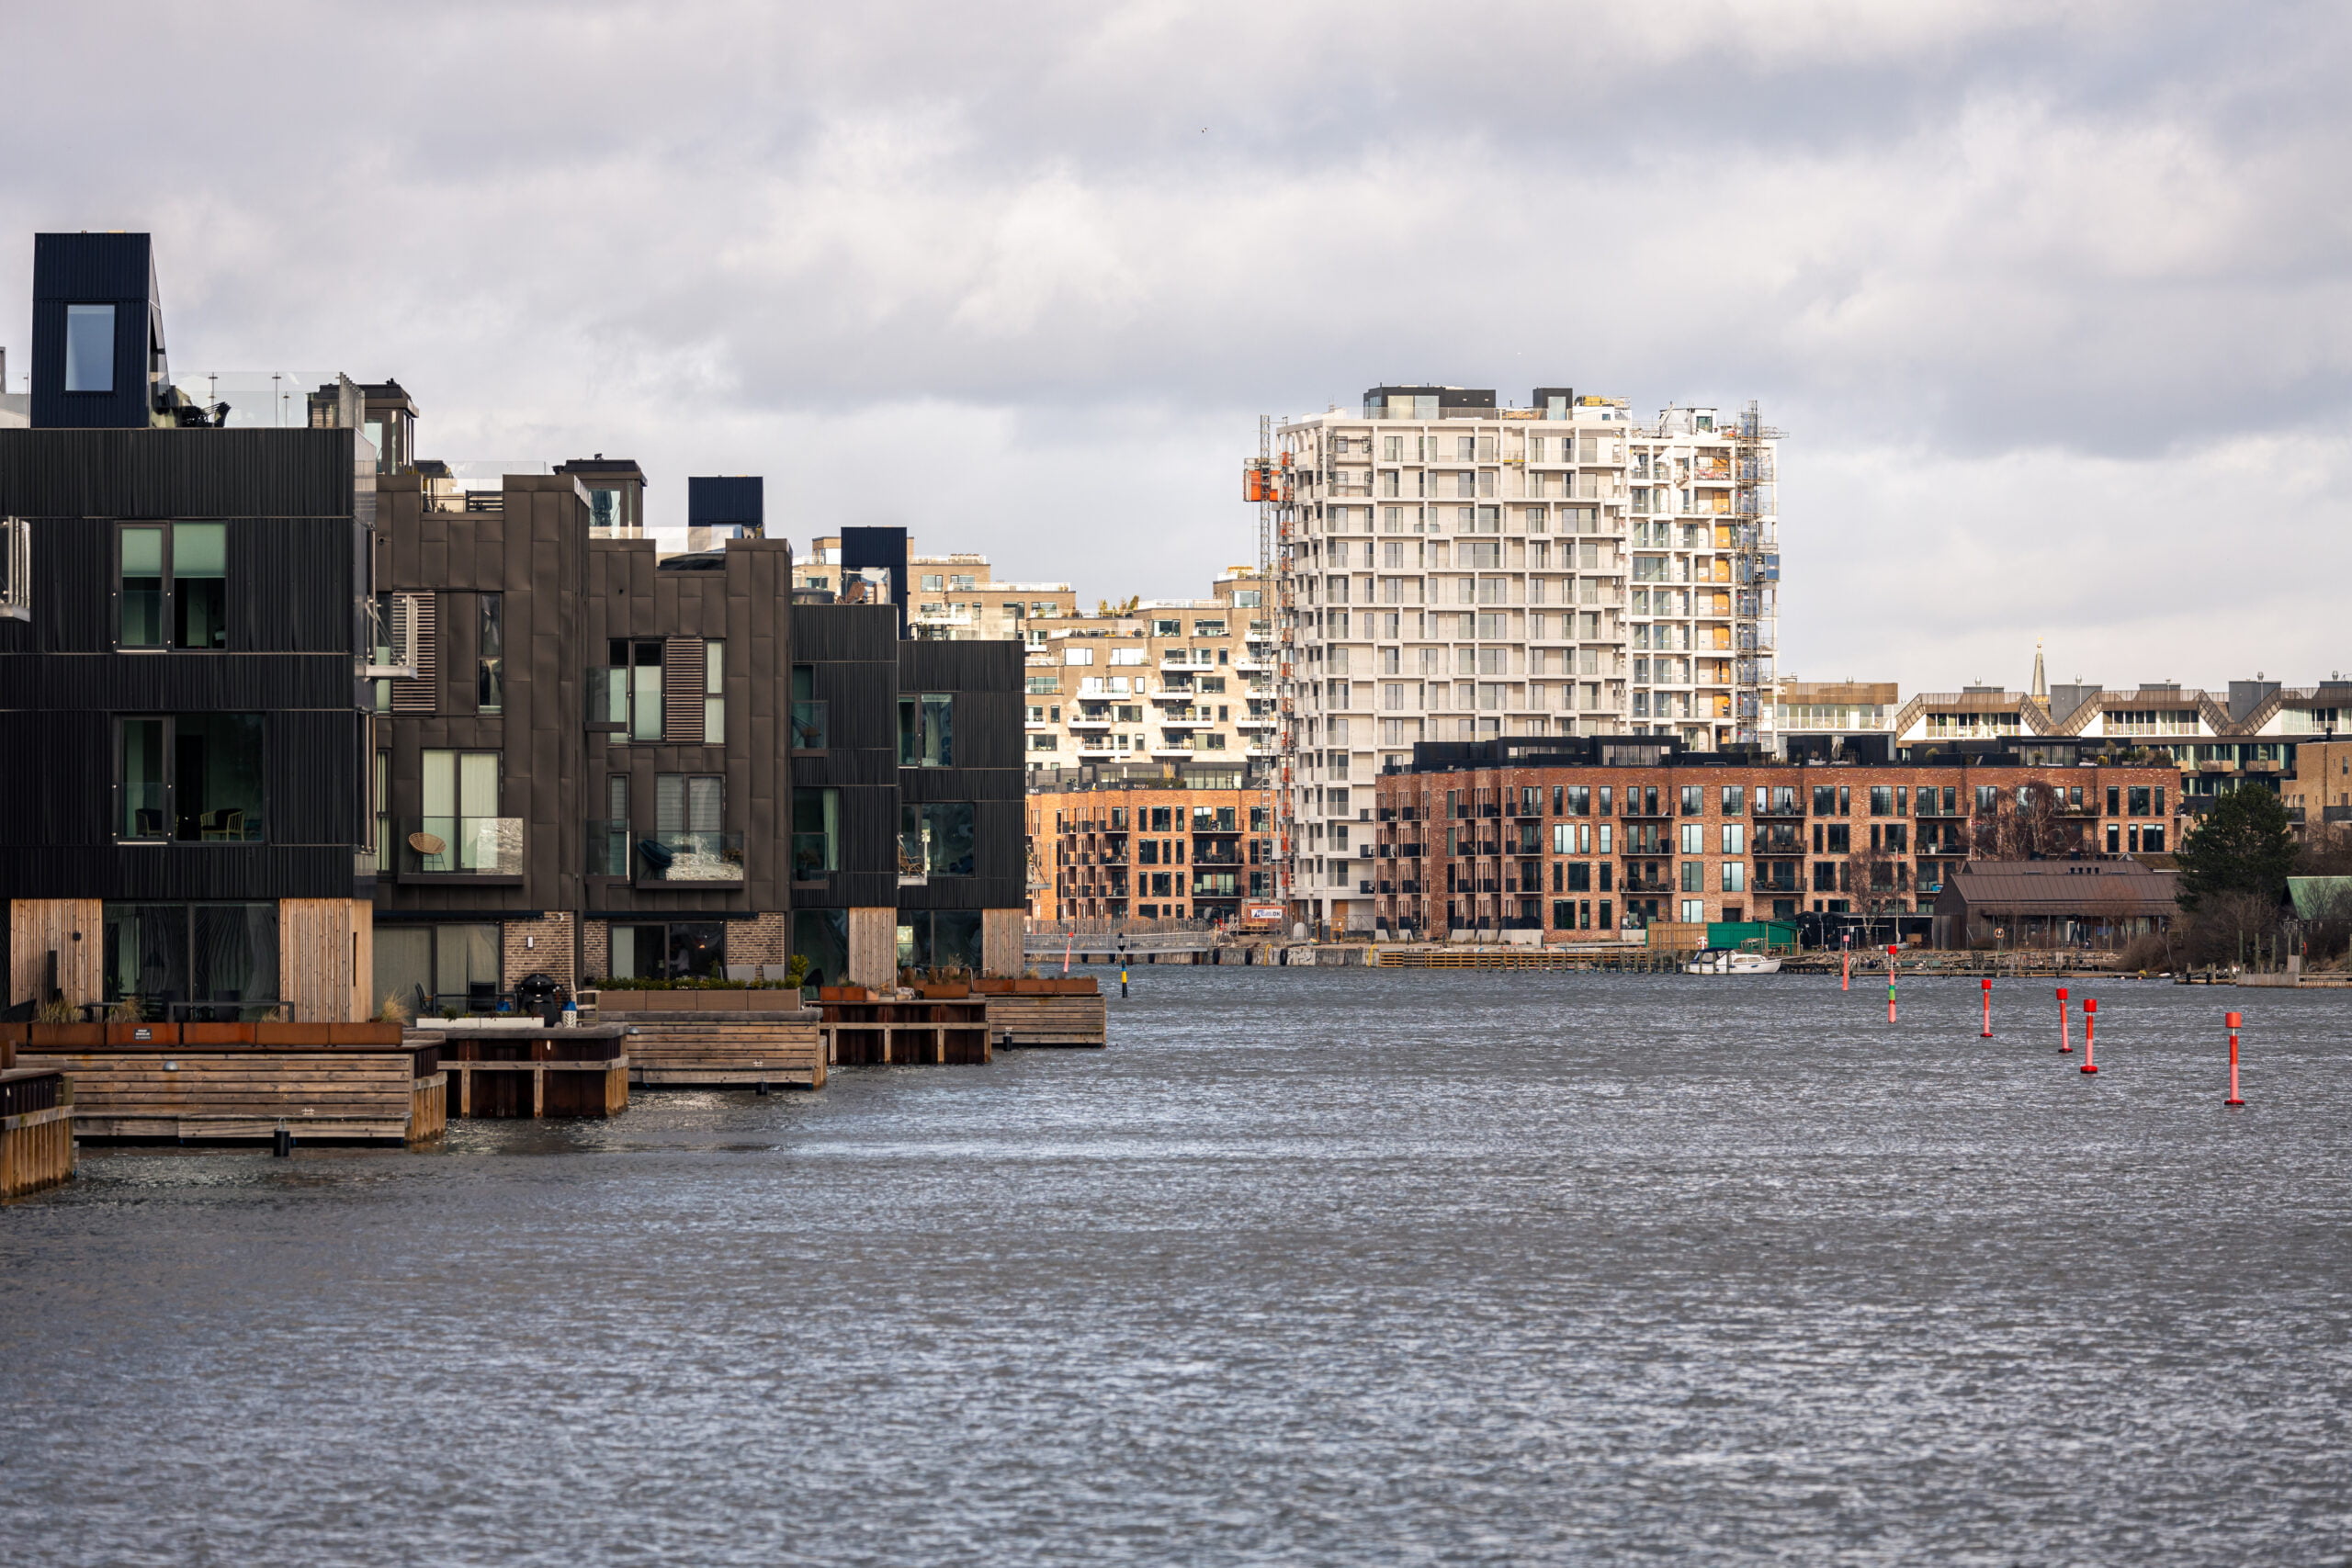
[2175,785,2298,910]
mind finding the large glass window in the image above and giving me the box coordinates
[375,922,501,1016]
[478,592,504,713]
[420,750,501,870]
[590,773,629,876]
[899,693,953,766]
[105,901,277,1020]
[791,664,828,750]
[65,304,115,393]
[900,801,976,878]
[606,920,725,981]
[791,908,849,990]
[118,523,227,649]
[117,714,266,841]
[896,910,983,974]
[793,786,839,878]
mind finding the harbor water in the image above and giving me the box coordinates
[3,970,2348,1564]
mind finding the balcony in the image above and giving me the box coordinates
[632,830,746,886]
[398,817,525,885]
[1068,714,1112,730]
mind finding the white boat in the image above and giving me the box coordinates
[1685,948,1782,976]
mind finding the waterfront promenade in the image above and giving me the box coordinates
[2,969,2346,1563]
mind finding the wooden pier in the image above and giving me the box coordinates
[818,988,992,1066]
[978,979,1106,1048]
[6,1023,445,1145]
[0,1068,75,1199]
[613,1012,826,1089]
[1374,947,1685,971]
[425,1026,629,1118]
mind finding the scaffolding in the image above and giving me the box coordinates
[1731,399,1783,750]
[1245,417,1299,921]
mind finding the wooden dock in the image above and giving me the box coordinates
[424,1026,629,1118]
[608,1012,826,1089]
[6,1023,444,1145]
[818,988,992,1066]
[0,1068,75,1198]
[978,981,1106,1048]
[1374,947,1685,971]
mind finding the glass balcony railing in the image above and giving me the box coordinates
[634,830,745,885]
[400,817,525,878]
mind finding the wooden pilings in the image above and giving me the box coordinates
[428,1027,629,1119]
[611,1012,826,1089]
[0,1069,75,1199]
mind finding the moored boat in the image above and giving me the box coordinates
[1685,948,1783,976]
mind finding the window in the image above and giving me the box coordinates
[118,714,266,841]
[591,774,629,876]
[1680,861,1704,892]
[703,639,725,744]
[2128,785,2152,816]
[1721,785,1746,815]
[898,911,983,973]
[606,921,726,982]
[1679,823,1703,854]
[477,592,504,712]
[375,750,390,867]
[119,523,227,649]
[1680,785,1704,815]
[792,786,839,878]
[375,922,502,1014]
[922,573,945,592]
[105,901,277,1019]
[899,693,953,766]
[600,639,663,741]
[655,773,724,866]
[1722,862,1746,892]
[791,664,827,750]
[1680,898,1706,924]
[1111,647,1147,665]
[588,489,627,531]
[1065,647,1093,666]
[65,304,115,393]
[899,801,977,878]
[1024,675,1060,695]
[1721,823,1746,853]
[420,750,503,870]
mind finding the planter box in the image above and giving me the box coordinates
[328,1022,406,1044]
[182,1022,257,1044]
[105,1023,181,1045]
[818,986,876,1003]
[29,1024,103,1048]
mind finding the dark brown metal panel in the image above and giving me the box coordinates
[0,429,353,520]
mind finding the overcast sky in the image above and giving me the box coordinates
[4,1,2347,692]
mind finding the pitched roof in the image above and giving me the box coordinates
[1936,859,2179,917]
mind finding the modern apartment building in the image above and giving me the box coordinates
[1020,566,1276,779]
[1262,386,1780,933]
[1372,735,2179,940]
[0,232,1026,1022]
[1027,773,1277,925]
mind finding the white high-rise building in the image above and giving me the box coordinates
[1261,385,1779,934]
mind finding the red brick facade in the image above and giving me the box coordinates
[1372,759,2181,938]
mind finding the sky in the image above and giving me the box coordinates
[3,0,2348,693]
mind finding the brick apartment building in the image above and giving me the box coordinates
[1371,737,2180,940]
[1028,773,1278,925]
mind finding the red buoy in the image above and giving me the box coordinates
[2056,986,2072,1054]
[2225,1010,2245,1106]
[1981,976,1993,1038]
[2080,997,2098,1074]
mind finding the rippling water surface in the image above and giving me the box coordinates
[4,970,2350,1565]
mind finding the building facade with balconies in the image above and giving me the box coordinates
[1371,736,2178,942]
[1264,387,1780,935]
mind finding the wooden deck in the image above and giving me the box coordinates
[818,992,992,1066]
[983,991,1107,1049]
[610,1012,826,1089]
[423,1026,630,1118]
[5,1023,445,1145]
[0,1068,75,1199]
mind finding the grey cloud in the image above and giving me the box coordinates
[2,1,2348,685]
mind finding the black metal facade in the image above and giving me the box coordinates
[0,428,368,899]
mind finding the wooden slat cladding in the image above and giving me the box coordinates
[0,429,354,520]
[390,592,436,712]
[662,636,705,744]
[279,897,373,1023]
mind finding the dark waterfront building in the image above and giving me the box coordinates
[1372,735,2181,946]
[2,232,1023,1021]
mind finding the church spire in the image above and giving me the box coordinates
[2031,638,2048,703]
